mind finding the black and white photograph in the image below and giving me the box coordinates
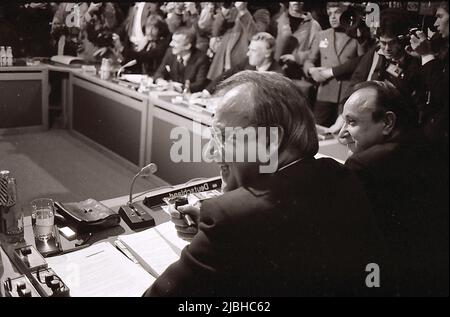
[0,1,448,301]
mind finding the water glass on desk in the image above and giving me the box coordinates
[31,198,55,241]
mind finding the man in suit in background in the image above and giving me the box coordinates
[339,81,449,296]
[154,26,209,93]
[145,71,384,297]
[192,32,284,98]
[304,2,367,127]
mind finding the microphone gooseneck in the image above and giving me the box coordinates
[117,59,137,78]
[128,163,158,206]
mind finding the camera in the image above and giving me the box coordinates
[339,4,372,44]
[397,27,422,43]
[95,30,114,48]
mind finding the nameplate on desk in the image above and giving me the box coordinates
[143,178,222,208]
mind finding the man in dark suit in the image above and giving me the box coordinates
[192,32,284,98]
[339,81,449,296]
[144,71,384,297]
[154,27,209,93]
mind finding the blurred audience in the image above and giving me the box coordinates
[409,1,449,159]
[207,2,267,81]
[304,2,368,127]
[276,2,322,79]
[114,14,170,75]
[194,31,283,97]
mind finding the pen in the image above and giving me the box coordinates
[180,211,195,227]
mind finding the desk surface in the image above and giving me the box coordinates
[0,177,220,296]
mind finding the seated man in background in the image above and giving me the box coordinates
[154,26,210,93]
[303,2,367,127]
[145,71,384,297]
[192,32,283,98]
[339,81,449,296]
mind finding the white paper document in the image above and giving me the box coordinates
[46,242,155,297]
[118,222,190,277]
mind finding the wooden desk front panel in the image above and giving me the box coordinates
[71,77,147,167]
[150,106,219,185]
[0,69,48,132]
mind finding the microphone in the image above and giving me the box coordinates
[119,163,158,230]
[117,59,137,78]
[128,163,158,205]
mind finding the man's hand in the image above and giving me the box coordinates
[185,2,198,15]
[191,89,211,99]
[309,67,328,83]
[155,78,169,87]
[136,38,149,52]
[170,204,200,242]
[280,54,295,63]
[88,2,102,14]
[318,67,333,81]
[410,31,433,56]
[112,33,124,53]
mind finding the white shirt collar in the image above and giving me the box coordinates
[178,52,191,66]
[256,61,272,72]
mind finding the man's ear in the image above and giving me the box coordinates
[382,111,396,135]
[268,126,283,148]
[264,126,283,153]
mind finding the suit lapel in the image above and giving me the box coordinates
[329,29,338,59]
[336,33,352,58]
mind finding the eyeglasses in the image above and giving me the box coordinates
[206,126,249,160]
[209,126,235,150]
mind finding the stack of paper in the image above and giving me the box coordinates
[46,242,155,297]
[117,222,190,277]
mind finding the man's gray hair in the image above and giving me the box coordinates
[214,71,319,158]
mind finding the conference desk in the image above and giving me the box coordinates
[2,64,349,184]
[0,176,220,297]
[68,71,219,182]
[1,135,348,297]
[0,65,49,135]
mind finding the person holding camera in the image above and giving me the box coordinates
[341,9,427,126]
[303,2,368,127]
[79,3,124,62]
[408,1,449,159]
[113,14,170,75]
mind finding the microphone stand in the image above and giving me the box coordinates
[118,164,157,230]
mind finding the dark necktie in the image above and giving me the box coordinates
[176,56,185,82]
